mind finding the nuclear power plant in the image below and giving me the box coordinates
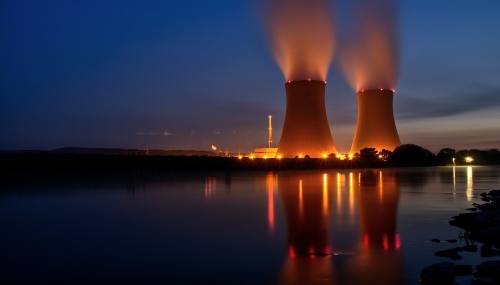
[350,89,401,155]
[277,80,337,158]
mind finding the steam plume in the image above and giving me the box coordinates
[260,0,336,81]
[338,0,399,91]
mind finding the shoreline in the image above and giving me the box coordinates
[420,189,500,284]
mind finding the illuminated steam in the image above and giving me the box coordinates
[260,0,336,81]
[338,0,399,91]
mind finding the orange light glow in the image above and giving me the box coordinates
[337,0,399,91]
[277,154,282,159]
[260,0,335,81]
[267,172,274,232]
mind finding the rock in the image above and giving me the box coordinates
[481,244,499,257]
[488,189,500,197]
[473,203,481,206]
[419,262,454,285]
[466,207,478,211]
[462,245,478,252]
[435,249,462,260]
[469,280,493,285]
[481,192,488,197]
[475,260,500,281]
[472,228,500,244]
[446,239,458,243]
[453,247,464,252]
[431,238,440,243]
[476,203,499,211]
[453,264,473,276]
[482,197,492,202]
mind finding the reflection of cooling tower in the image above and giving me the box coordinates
[277,80,336,158]
[350,90,401,155]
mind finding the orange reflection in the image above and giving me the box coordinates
[204,177,216,199]
[277,172,334,284]
[343,170,404,285]
[267,172,275,232]
[276,170,403,284]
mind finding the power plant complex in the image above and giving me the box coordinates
[251,87,401,158]
[251,0,402,158]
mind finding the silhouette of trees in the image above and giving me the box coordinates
[388,144,437,166]
[379,149,392,161]
[359,148,378,161]
[437,148,456,165]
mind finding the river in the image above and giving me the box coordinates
[1,166,499,284]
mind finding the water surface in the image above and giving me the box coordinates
[1,166,499,284]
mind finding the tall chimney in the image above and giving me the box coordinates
[268,115,273,148]
[277,80,337,158]
[350,89,401,155]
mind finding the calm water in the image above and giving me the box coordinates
[1,166,500,285]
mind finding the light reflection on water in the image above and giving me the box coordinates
[1,166,499,285]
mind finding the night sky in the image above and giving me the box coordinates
[2,0,500,154]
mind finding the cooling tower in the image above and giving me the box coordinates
[350,90,401,155]
[277,80,337,158]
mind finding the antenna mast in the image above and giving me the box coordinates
[268,115,272,148]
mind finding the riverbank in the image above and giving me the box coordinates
[420,189,500,285]
[0,152,389,175]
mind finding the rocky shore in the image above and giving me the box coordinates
[420,189,500,284]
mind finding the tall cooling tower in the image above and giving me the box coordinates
[277,80,336,158]
[350,89,401,155]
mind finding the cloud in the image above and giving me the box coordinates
[136,131,176,136]
[164,131,175,136]
[136,132,161,135]
[396,89,500,120]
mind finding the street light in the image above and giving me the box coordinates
[465,157,473,164]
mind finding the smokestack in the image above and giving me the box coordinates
[350,89,401,155]
[277,80,337,158]
[268,115,273,148]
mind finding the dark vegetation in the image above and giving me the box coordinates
[1,144,500,174]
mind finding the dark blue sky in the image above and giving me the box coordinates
[1,0,499,153]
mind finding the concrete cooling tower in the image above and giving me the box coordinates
[350,89,401,155]
[277,80,337,158]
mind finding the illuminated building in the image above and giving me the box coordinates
[350,89,401,155]
[277,80,337,158]
[252,115,278,158]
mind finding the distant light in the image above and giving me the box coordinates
[380,88,383,91]
[250,155,254,159]
[322,153,327,158]
[348,154,354,160]
[277,155,282,159]
[465,157,473,163]
[263,155,267,159]
[288,80,291,83]
[238,155,242,160]
[298,154,303,158]
[378,154,383,159]
[308,79,311,81]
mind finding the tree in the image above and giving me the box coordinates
[388,144,437,166]
[379,149,392,161]
[437,148,456,165]
[359,148,378,161]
